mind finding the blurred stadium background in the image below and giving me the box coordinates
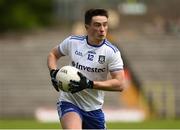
[0,0,180,129]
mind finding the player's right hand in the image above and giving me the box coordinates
[50,69,60,92]
[69,72,93,94]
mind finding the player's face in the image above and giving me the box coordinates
[86,16,108,44]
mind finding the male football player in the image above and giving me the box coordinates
[47,8,125,129]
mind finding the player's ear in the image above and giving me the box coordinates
[85,24,89,30]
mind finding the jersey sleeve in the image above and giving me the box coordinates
[108,50,124,72]
[57,36,71,56]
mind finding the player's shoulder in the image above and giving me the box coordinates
[104,39,119,53]
[69,35,86,41]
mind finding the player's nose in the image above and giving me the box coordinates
[99,27,105,34]
[100,25,105,31]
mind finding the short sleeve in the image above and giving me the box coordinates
[57,36,71,56]
[108,51,124,72]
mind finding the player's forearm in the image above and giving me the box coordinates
[93,79,124,91]
[47,52,58,71]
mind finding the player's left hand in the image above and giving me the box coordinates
[50,69,60,92]
[69,72,93,94]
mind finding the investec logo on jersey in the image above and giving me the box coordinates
[72,61,105,73]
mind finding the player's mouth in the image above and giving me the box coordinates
[99,34,106,38]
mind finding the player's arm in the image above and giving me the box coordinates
[47,47,62,71]
[47,46,64,91]
[69,69,125,93]
[93,70,125,91]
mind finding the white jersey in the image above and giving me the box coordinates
[57,35,123,111]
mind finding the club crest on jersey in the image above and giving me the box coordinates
[98,55,105,64]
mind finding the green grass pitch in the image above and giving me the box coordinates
[0,119,180,129]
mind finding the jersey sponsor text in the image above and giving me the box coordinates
[72,61,106,73]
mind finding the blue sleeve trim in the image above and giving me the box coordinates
[58,45,65,56]
[70,35,86,41]
[104,40,119,53]
[110,68,124,72]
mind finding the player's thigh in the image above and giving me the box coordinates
[60,111,82,129]
[57,101,82,129]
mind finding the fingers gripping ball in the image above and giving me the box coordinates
[56,66,80,92]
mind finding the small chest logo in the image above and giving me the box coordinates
[98,55,105,64]
[75,50,83,56]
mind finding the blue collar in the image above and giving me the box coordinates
[86,36,105,47]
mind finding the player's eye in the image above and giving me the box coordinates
[94,23,101,27]
[103,22,108,27]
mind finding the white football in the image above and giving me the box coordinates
[56,66,80,92]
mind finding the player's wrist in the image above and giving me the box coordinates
[50,69,59,78]
[87,79,93,89]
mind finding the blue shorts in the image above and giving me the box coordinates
[57,101,106,129]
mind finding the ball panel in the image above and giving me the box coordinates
[56,66,80,92]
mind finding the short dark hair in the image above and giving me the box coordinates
[85,8,108,25]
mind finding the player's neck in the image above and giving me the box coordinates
[87,36,104,46]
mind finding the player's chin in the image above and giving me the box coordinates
[98,35,106,40]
